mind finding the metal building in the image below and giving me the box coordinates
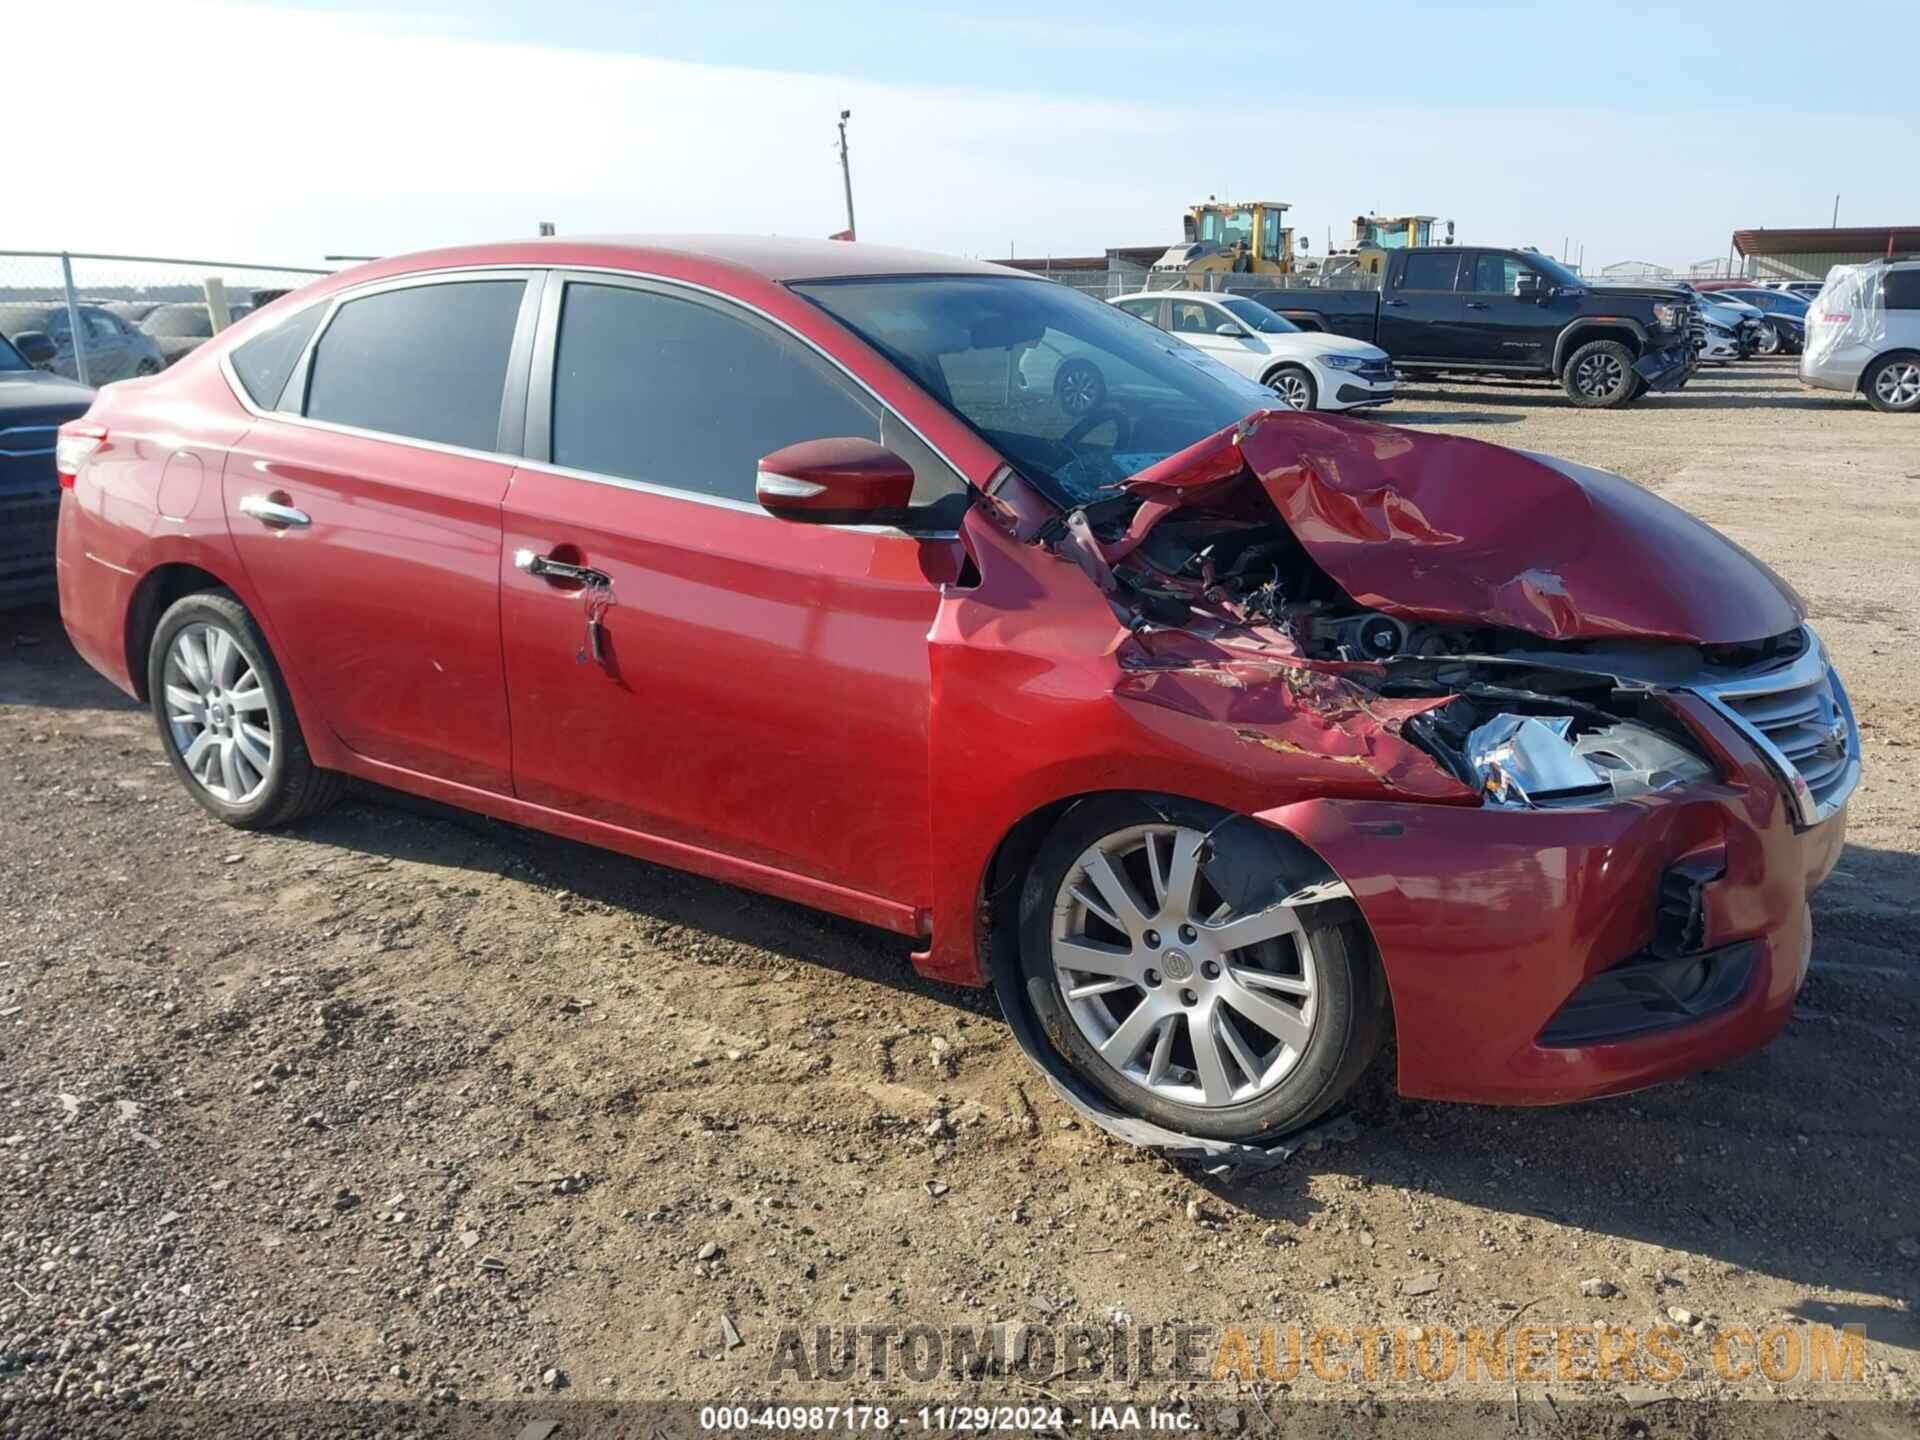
[1733,225,1920,282]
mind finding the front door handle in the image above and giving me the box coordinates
[1466,301,1490,310]
[1383,299,1409,307]
[514,549,611,588]
[237,494,310,529]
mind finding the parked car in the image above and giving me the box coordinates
[1109,292,1393,411]
[104,301,170,326]
[55,237,1859,1142]
[1801,259,1920,413]
[0,332,93,605]
[1684,289,1764,362]
[1702,287,1807,354]
[0,303,167,384]
[1234,247,1696,407]
[138,303,244,367]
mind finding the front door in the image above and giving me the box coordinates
[499,275,968,912]
[1165,297,1263,380]
[223,273,536,792]
[1457,251,1557,366]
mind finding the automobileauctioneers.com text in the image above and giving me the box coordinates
[770,1320,1866,1386]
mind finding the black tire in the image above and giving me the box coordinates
[1561,339,1637,408]
[147,588,344,829]
[1265,364,1318,412]
[1016,794,1386,1143]
[1863,352,1920,414]
[1053,358,1106,417]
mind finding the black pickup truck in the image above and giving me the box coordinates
[1233,247,1697,408]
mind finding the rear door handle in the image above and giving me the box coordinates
[1465,301,1490,310]
[514,549,611,588]
[1383,299,1409,307]
[237,494,310,528]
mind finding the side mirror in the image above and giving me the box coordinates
[1214,322,1248,337]
[757,437,915,525]
[13,331,56,367]
[1513,274,1545,301]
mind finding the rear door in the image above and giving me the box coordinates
[1377,251,1465,361]
[499,272,969,914]
[221,272,540,792]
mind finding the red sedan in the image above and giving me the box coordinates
[54,237,1858,1143]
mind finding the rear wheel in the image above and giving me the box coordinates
[1562,339,1637,408]
[147,589,343,829]
[1864,353,1920,413]
[1266,364,1317,411]
[1017,795,1384,1142]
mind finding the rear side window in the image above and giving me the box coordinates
[1884,269,1920,310]
[305,280,526,451]
[230,304,325,410]
[549,283,881,503]
[1399,252,1460,291]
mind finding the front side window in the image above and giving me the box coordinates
[796,275,1273,509]
[1399,252,1459,291]
[1470,254,1528,295]
[549,282,883,504]
[1114,298,1160,324]
[0,335,27,372]
[304,280,524,451]
[1169,300,1219,335]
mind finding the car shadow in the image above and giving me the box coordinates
[0,605,143,714]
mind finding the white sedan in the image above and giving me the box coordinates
[1109,291,1394,412]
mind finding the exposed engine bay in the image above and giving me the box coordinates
[1034,411,1818,811]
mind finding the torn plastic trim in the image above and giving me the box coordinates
[990,879,1359,1175]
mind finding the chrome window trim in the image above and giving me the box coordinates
[216,261,972,539]
[1686,627,1861,828]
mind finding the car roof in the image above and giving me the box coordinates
[336,235,1025,287]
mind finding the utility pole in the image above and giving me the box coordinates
[1832,194,1840,227]
[837,110,857,241]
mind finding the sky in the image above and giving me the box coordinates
[10,0,1917,273]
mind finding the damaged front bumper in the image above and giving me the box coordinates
[1635,341,1696,393]
[1256,692,1847,1106]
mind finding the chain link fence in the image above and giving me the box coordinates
[1031,265,1393,300]
[0,250,330,388]
[0,251,330,605]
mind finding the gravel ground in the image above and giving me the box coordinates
[1,358,1915,1435]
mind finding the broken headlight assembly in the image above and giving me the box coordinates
[1408,702,1716,809]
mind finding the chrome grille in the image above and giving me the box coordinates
[1692,629,1859,827]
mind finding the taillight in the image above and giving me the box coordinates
[55,423,106,489]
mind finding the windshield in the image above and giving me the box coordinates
[0,334,27,372]
[796,275,1273,509]
[142,306,213,338]
[1221,298,1298,334]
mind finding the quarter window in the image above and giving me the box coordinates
[549,283,882,504]
[230,304,325,410]
[304,280,526,451]
[1884,270,1920,310]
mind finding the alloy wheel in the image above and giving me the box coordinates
[1049,824,1319,1109]
[162,623,274,804]
[1056,362,1102,416]
[1875,361,1920,409]
[1755,324,1781,356]
[1574,352,1625,397]
[1272,372,1312,410]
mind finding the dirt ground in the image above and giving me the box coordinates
[2,357,1916,1435]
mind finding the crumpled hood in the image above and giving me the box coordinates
[1118,411,1806,645]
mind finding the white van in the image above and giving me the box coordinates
[1800,260,1920,413]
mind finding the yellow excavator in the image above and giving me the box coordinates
[1152,198,1297,277]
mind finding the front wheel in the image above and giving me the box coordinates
[1562,339,1637,408]
[1266,364,1317,411]
[1017,795,1384,1143]
[1053,358,1107,417]
[148,589,343,829]
[1864,353,1920,413]
[1753,323,1781,356]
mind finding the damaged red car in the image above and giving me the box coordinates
[56,238,1860,1144]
